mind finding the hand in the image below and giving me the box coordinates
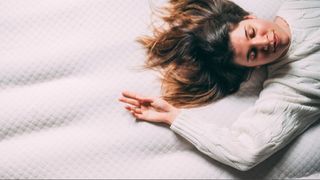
[118,91,180,125]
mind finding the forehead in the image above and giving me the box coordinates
[229,22,247,65]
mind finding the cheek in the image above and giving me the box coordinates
[255,21,275,33]
[258,52,275,63]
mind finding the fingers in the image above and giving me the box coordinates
[124,105,172,125]
[132,112,144,120]
[124,105,152,121]
[119,97,140,107]
[120,91,173,113]
[124,105,165,121]
[125,105,142,114]
[122,91,154,103]
[126,106,145,120]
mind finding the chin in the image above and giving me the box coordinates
[278,48,289,59]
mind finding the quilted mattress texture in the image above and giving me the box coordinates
[0,0,319,179]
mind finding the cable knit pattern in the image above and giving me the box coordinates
[170,0,320,171]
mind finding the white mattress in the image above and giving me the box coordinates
[0,0,319,179]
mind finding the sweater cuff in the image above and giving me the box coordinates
[170,110,207,146]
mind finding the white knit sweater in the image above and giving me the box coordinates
[170,0,320,171]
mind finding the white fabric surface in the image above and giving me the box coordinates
[0,0,319,179]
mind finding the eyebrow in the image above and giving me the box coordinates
[244,26,250,62]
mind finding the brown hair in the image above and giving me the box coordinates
[138,0,253,108]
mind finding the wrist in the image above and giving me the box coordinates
[166,108,180,125]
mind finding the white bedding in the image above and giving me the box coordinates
[0,0,319,179]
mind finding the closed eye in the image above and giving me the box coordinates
[249,26,256,38]
[245,25,256,39]
[247,48,257,62]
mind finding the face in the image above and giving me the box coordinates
[229,16,291,67]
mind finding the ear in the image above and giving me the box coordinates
[244,15,257,20]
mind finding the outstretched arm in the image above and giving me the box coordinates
[119,86,319,171]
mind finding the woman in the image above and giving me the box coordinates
[119,0,320,171]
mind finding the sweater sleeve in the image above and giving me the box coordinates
[170,82,320,171]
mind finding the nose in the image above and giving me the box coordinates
[251,36,269,51]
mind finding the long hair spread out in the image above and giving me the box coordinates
[138,0,252,108]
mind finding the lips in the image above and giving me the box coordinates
[273,31,278,52]
[266,31,277,53]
